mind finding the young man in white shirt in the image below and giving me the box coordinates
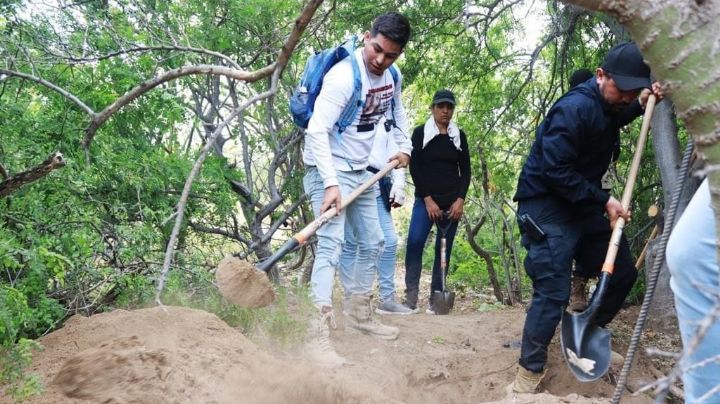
[302,12,412,366]
[338,117,413,316]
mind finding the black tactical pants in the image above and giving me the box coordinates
[517,195,637,373]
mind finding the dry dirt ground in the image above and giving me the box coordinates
[2,267,680,404]
[3,303,675,403]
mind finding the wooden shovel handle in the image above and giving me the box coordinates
[293,159,399,244]
[256,160,399,273]
[601,94,657,275]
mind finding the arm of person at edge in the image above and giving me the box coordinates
[540,102,630,226]
[448,129,472,221]
[304,63,353,214]
[387,67,412,169]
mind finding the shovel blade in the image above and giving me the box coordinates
[560,310,611,381]
[432,291,455,315]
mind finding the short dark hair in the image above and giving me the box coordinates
[569,68,593,88]
[371,12,411,48]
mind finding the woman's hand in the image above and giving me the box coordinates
[448,198,464,221]
[424,196,442,221]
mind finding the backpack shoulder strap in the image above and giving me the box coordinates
[335,36,363,136]
[388,64,400,123]
[389,64,399,85]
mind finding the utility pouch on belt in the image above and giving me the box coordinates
[519,214,546,241]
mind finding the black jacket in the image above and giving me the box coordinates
[514,78,643,206]
[410,125,471,209]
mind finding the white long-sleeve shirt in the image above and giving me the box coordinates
[303,47,412,189]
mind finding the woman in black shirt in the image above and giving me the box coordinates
[403,89,471,313]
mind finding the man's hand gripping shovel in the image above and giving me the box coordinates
[215,160,401,308]
[560,95,657,381]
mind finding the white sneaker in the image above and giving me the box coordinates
[426,306,436,315]
[375,297,414,315]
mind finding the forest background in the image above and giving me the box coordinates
[1,0,712,400]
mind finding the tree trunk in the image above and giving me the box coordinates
[645,100,680,332]
[465,219,505,304]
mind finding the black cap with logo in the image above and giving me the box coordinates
[601,42,651,91]
[432,89,456,105]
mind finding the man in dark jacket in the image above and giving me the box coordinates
[510,42,662,393]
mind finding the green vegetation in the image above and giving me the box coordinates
[1,0,679,399]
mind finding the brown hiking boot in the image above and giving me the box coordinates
[303,306,346,367]
[569,276,589,312]
[509,366,546,393]
[346,295,399,340]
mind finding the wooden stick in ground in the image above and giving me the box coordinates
[635,225,659,269]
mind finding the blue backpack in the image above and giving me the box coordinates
[290,37,399,136]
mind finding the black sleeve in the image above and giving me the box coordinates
[541,104,610,205]
[458,130,471,199]
[409,126,429,197]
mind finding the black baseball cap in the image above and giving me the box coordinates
[601,42,651,91]
[432,89,456,105]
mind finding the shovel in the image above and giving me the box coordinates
[431,212,456,315]
[560,94,657,381]
[216,160,400,308]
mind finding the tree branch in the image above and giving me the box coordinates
[155,0,325,305]
[82,63,275,155]
[0,152,66,198]
[52,45,242,70]
[0,69,97,116]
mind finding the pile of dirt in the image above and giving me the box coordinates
[9,301,666,404]
[18,306,392,404]
[5,255,673,404]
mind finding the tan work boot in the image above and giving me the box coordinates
[346,295,399,340]
[303,306,346,367]
[569,276,589,312]
[510,366,546,393]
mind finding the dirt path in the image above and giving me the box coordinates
[4,299,663,404]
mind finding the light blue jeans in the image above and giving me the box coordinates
[339,192,398,301]
[303,167,384,307]
[666,179,720,403]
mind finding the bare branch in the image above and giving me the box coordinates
[51,45,242,70]
[82,63,275,154]
[0,69,96,116]
[155,0,326,305]
[0,152,66,198]
[189,221,250,244]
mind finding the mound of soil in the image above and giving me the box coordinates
[7,258,674,404]
[18,306,391,404]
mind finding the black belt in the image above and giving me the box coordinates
[357,123,375,132]
[366,166,380,174]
